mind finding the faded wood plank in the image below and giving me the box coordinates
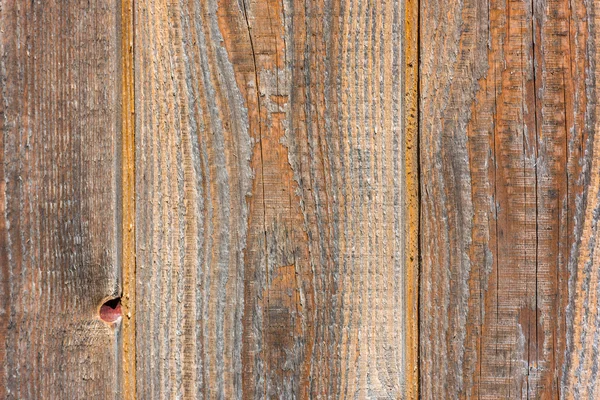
[134,0,417,398]
[420,0,600,398]
[0,0,121,399]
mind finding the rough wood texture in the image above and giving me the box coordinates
[0,0,121,399]
[420,0,600,398]
[134,0,417,398]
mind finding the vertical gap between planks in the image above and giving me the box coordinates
[121,0,136,398]
[404,0,420,396]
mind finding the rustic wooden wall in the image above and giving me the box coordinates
[0,0,121,399]
[420,0,600,398]
[133,0,417,398]
[6,0,600,398]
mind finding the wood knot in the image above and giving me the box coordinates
[99,297,122,324]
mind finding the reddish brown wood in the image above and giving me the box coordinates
[420,0,600,398]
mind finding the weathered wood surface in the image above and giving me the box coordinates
[420,0,600,398]
[0,0,121,399]
[10,0,600,398]
[134,0,418,398]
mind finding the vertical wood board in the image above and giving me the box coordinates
[0,1,121,398]
[134,0,418,398]
[420,0,600,398]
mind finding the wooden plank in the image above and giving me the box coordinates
[134,0,418,397]
[0,1,121,399]
[420,0,600,398]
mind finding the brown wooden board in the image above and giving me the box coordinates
[420,0,600,398]
[0,0,121,398]
[133,0,418,398]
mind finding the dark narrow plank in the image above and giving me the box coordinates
[420,0,600,397]
[134,0,417,397]
[0,1,121,398]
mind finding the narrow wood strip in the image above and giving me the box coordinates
[120,0,136,398]
[562,3,600,397]
[404,0,419,396]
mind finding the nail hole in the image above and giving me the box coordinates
[99,297,122,323]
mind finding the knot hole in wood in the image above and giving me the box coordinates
[99,297,122,324]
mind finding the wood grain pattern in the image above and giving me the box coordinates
[420,0,600,398]
[0,0,121,398]
[7,0,600,398]
[134,0,417,398]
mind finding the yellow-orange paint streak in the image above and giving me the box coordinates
[404,0,419,397]
[121,0,136,398]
